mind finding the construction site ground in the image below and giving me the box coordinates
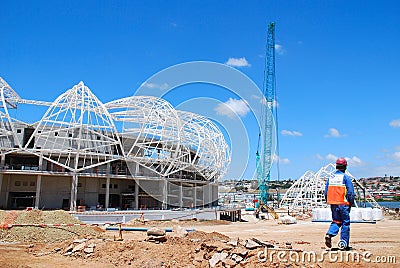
[0,210,399,267]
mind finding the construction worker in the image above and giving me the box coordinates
[324,158,355,250]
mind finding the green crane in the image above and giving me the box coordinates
[256,22,278,217]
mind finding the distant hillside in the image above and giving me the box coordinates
[359,176,400,201]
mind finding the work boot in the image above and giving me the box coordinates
[325,234,332,248]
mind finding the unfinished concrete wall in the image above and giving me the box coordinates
[39,176,71,209]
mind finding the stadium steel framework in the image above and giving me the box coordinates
[279,163,380,212]
[0,77,230,211]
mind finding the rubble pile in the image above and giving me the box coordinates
[0,210,103,243]
[31,229,303,267]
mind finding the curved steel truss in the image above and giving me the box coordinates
[280,163,380,211]
[0,77,230,181]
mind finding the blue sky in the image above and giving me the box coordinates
[1,1,399,180]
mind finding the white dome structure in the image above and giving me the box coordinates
[0,78,230,211]
[280,163,380,212]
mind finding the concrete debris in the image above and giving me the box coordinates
[59,238,100,257]
[222,257,237,267]
[227,239,238,247]
[86,243,96,248]
[209,252,228,267]
[84,247,94,254]
[244,239,261,249]
[231,248,248,257]
[202,240,232,252]
[25,229,308,267]
[72,242,87,253]
[63,244,74,253]
[251,237,275,248]
[34,251,54,257]
[278,215,297,224]
[174,225,187,237]
[73,238,88,244]
[231,253,243,263]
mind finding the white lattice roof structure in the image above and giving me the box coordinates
[0,78,230,181]
[0,77,23,153]
[280,163,380,212]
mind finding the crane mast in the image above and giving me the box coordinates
[256,22,276,206]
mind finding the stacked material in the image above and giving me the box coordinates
[312,207,384,221]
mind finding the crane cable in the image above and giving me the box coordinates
[256,37,269,156]
[272,40,281,182]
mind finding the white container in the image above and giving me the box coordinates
[312,208,319,220]
[312,208,331,221]
[350,207,362,221]
[361,207,373,221]
[312,208,332,221]
[372,208,384,221]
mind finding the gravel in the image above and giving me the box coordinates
[0,210,103,243]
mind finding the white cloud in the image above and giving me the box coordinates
[392,152,400,161]
[279,157,290,164]
[273,154,290,164]
[214,98,250,118]
[141,82,169,91]
[326,153,338,162]
[324,128,344,138]
[389,119,400,128]
[281,130,302,137]
[322,153,363,167]
[348,156,363,166]
[275,44,285,55]
[250,94,261,100]
[225,57,251,67]
[250,94,279,107]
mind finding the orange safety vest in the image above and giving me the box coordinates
[326,173,350,205]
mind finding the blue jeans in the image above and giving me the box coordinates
[327,205,350,247]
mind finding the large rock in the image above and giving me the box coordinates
[147,227,166,237]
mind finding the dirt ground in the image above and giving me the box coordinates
[0,210,399,267]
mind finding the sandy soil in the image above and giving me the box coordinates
[0,211,399,267]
